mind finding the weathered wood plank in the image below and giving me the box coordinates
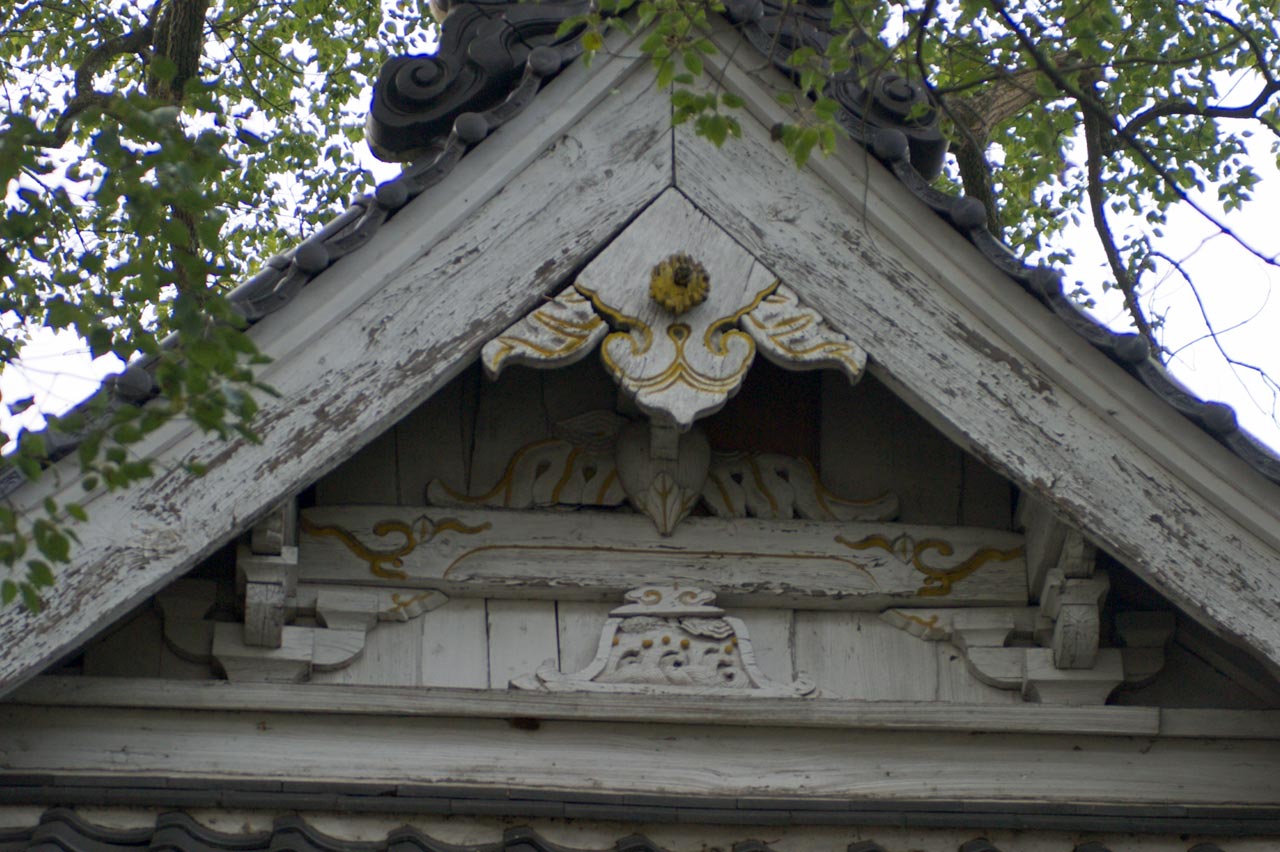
[540,355,619,425]
[819,373,961,527]
[5,675,1167,735]
[678,27,1280,674]
[556,601,613,675]
[0,34,672,698]
[487,599,558,688]
[469,371,551,497]
[795,612,938,701]
[157,646,212,680]
[739,609,793,685]
[959,451,1013,529]
[394,366,477,506]
[420,598,489,688]
[5,703,1280,805]
[82,608,162,678]
[297,506,1028,609]
[312,618,423,687]
[934,641,1020,704]
[314,426,399,506]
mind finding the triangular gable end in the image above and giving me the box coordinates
[1,6,1278,702]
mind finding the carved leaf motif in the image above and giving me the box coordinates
[481,287,607,379]
[427,439,625,509]
[628,471,700,536]
[614,421,709,535]
[744,284,868,382]
[704,452,898,522]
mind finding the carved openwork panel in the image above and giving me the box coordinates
[513,585,816,696]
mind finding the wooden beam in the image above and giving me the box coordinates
[297,506,1029,609]
[675,25,1280,675]
[0,36,673,698]
[8,676,1167,736]
[4,696,1280,806]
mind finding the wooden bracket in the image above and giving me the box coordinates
[159,560,448,682]
[237,545,298,648]
[1037,533,1106,669]
[881,602,1173,705]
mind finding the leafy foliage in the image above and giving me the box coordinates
[1,0,436,609]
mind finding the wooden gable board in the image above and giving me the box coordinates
[672,24,1280,667]
[2,17,1280,700]
[0,36,670,695]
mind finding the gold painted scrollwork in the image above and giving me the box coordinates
[836,532,1024,597]
[300,515,490,580]
[481,288,606,379]
[743,284,867,382]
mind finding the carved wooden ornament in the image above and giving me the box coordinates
[481,190,869,418]
[481,288,606,378]
[299,506,1030,608]
[512,585,816,697]
[426,410,898,533]
[574,191,777,427]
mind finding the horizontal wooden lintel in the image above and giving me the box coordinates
[13,676,1279,740]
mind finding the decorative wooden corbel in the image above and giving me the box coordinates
[866,500,1176,705]
[881,602,1173,705]
[1037,533,1108,669]
[239,501,300,648]
[158,499,449,683]
[159,580,447,683]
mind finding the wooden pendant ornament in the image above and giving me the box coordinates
[468,188,878,534]
[572,190,777,427]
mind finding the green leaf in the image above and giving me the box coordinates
[1,580,16,606]
[20,582,42,613]
[656,56,676,89]
[27,561,55,587]
[581,30,604,52]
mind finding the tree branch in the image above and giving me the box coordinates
[987,0,1280,272]
[43,16,156,147]
[1081,73,1156,348]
